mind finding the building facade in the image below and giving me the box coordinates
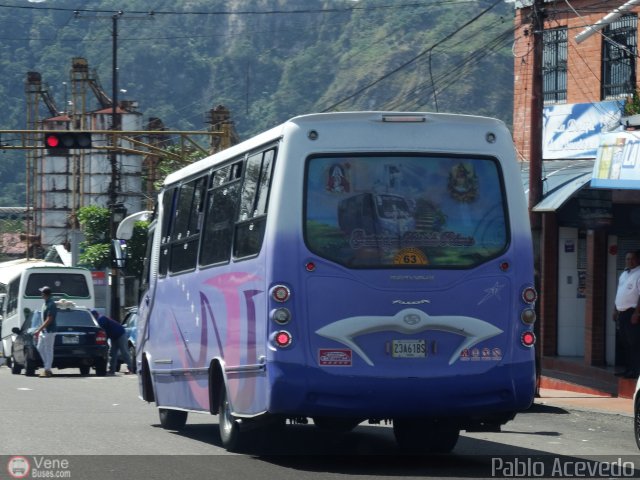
[514,0,640,373]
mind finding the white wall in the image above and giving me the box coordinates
[557,227,586,356]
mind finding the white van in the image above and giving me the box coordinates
[0,260,95,364]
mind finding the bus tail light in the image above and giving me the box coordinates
[271,285,291,303]
[522,286,537,304]
[521,331,536,347]
[520,308,536,325]
[273,330,292,348]
[271,308,291,325]
[96,330,107,345]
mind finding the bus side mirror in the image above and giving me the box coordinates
[111,239,127,269]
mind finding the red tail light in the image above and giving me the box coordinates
[522,286,537,304]
[271,285,291,303]
[273,330,292,348]
[521,331,536,347]
[96,330,107,345]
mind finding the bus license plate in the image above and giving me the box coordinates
[392,340,426,358]
[62,335,79,345]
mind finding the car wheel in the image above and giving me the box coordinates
[312,417,362,433]
[79,365,90,376]
[159,408,188,430]
[24,357,36,377]
[10,356,21,375]
[218,383,246,452]
[95,359,107,377]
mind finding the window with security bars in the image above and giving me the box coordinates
[543,27,567,104]
[602,14,637,99]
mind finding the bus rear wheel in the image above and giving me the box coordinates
[393,418,459,454]
[159,408,188,430]
[218,384,246,452]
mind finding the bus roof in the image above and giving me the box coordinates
[0,259,88,286]
[162,111,506,187]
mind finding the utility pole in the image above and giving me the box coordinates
[528,0,544,227]
[528,0,545,395]
[110,11,123,322]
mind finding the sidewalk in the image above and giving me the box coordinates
[536,387,634,417]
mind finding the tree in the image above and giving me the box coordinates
[76,205,149,275]
[77,205,111,270]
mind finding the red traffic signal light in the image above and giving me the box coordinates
[44,132,92,153]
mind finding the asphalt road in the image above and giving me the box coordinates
[2,366,640,479]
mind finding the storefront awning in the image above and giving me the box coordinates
[532,172,591,212]
[521,159,594,212]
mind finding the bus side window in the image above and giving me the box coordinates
[158,188,177,277]
[170,176,207,274]
[7,279,19,317]
[199,160,243,267]
[234,148,276,259]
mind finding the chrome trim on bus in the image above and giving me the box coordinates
[225,363,266,374]
[151,367,209,376]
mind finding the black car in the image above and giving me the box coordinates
[10,302,109,376]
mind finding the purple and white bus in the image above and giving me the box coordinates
[136,112,537,453]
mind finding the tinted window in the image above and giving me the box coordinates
[233,149,276,259]
[159,188,177,277]
[170,177,206,274]
[305,155,508,268]
[56,310,96,327]
[25,273,90,297]
[200,181,240,266]
[25,309,95,329]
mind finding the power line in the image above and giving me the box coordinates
[320,0,505,112]
[0,1,477,16]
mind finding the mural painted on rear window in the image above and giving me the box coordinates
[305,155,508,268]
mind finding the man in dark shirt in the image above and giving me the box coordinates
[34,286,57,378]
[91,310,134,375]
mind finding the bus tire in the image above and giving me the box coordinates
[393,418,459,454]
[141,355,155,402]
[159,408,188,430]
[312,417,362,433]
[218,383,245,452]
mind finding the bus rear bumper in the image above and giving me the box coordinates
[267,361,535,423]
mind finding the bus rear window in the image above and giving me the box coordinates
[304,155,509,268]
[25,273,91,297]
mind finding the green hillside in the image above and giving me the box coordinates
[0,0,515,206]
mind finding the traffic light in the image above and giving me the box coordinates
[44,131,92,154]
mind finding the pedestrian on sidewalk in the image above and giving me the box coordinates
[33,286,57,378]
[91,310,134,375]
[612,250,640,379]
